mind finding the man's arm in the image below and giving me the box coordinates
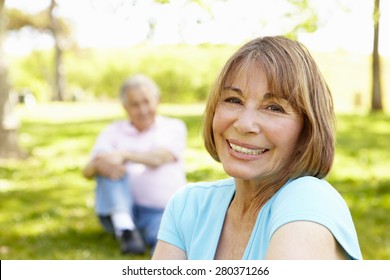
[82,148,176,180]
[121,148,176,168]
[82,154,126,180]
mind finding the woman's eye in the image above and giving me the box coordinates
[266,104,285,112]
[224,97,242,104]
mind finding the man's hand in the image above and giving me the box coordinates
[97,151,125,165]
[93,153,126,180]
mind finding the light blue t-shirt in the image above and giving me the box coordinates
[157,176,362,260]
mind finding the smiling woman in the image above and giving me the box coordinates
[212,63,304,184]
[152,36,362,260]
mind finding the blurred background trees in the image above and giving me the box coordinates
[2,0,386,107]
[5,0,71,101]
[0,0,23,157]
[0,0,388,158]
[0,0,71,157]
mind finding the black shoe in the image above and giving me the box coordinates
[120,229,146,255]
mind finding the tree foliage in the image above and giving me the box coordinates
[0,0,73,158]
[5,1,72,101]
[5,6,71,34]
[284,0,318,39]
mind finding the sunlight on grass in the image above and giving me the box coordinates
[17,102,205,123]
[17,101,124,123]
[332,114,390,181]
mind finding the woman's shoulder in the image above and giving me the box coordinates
[268,176,362,260]
[268,176,351,226]
[275,176,343,203]
[168,178,235,210]
[269,175,352,228]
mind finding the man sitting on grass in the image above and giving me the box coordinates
[83,74,187,255]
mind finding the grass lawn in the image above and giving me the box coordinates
[0,102,389,259]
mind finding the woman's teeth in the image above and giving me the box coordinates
[229,143,266,155]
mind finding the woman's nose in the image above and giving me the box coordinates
[233,108,261,134]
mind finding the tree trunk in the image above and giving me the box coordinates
[0,0,25,158]
[371,0,383,112]
[53,37,65,101]
[49,0,66,101]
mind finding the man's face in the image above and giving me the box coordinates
[123,85,158,132]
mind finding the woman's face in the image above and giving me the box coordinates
[212,63,304,184]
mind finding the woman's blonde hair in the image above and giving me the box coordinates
[203,36,335,191]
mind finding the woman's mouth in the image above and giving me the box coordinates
[228,141,268,155]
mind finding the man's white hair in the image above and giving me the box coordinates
[120,74,160,102]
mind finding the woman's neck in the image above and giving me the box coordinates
[233,178,278,215]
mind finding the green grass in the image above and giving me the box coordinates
[330,114,390,259]
[0,102,389,259]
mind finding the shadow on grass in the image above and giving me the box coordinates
[0,183,150,260]
[1,227,150,260]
